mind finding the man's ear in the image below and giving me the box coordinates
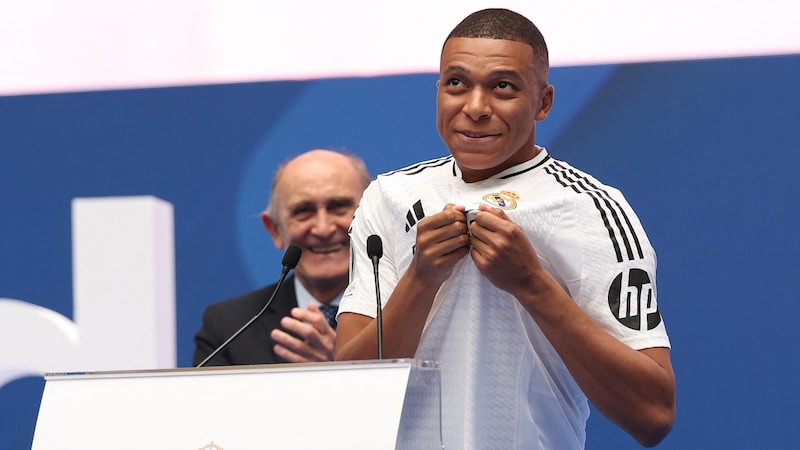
[261,212,284,249]
[535,84,555,121]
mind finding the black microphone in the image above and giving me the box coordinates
[196,245,302,368]
[367,234,384,360]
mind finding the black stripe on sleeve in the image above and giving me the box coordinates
[545,161,644,263]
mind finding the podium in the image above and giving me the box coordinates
[32,359,442,449]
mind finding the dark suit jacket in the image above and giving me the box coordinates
[193,275,298,366]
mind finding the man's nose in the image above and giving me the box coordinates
[311,210,337,236]
[463,88,492,121]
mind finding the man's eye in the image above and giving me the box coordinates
[447,78,462,87]
[329,205,352,216]
[291,209,315,221]
[497,81,513,90]
[327,200,355,216]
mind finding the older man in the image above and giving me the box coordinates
[194,149,370,365]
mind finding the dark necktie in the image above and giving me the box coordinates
[319,303,338,330]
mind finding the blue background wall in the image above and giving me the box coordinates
[1,53,799,448]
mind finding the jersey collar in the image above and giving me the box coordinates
[452,146,550,182]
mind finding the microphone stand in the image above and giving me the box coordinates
[367,235,384,360]
[373,258,383,360]
[196,245,302,368]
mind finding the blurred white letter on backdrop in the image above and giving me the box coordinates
[0,196,176,388]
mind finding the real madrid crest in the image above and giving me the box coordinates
[482,190,520,210]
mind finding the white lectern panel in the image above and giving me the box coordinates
[32,359,441,449]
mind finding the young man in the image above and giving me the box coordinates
[335,9,675,449]
[194,149,370,365]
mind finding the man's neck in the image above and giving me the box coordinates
[295,276,346,306]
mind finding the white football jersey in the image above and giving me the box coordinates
[341,148,669,449]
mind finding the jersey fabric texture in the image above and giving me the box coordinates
[340,148,670,449]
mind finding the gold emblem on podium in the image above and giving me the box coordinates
[198,442,224,450]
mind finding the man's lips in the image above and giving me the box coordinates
[307,241,348,254]
[458,130,499,139]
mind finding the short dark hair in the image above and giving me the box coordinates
[445,8,549,77]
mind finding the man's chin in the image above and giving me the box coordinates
[296,259,349,280]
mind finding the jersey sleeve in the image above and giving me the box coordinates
[546,186,671,351]
[339,180,402,319]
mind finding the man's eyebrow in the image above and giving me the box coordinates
[442,65,524,82]
[442,64,467,75]
[287,200,315,214]
[288,197,355,214]
[489,69,524,81]
[326,196,356,207]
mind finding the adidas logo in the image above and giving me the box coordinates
[404,200,425,232]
